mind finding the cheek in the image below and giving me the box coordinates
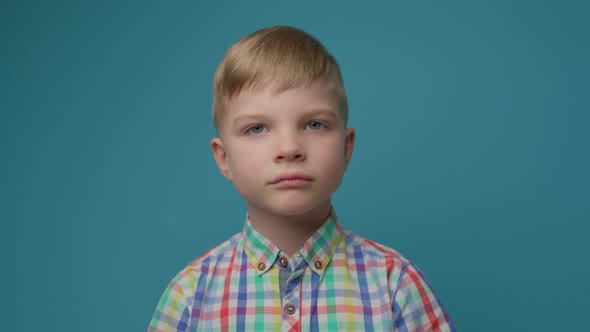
[313,138,346,170]
[228,144,266,176]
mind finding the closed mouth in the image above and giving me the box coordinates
[270,172,312,185]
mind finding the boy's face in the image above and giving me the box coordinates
[211,79,355,220]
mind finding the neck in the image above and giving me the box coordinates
[247,202,331,256]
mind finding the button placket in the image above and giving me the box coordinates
[281,265,303,323]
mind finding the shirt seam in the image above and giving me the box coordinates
[392,261,410,304]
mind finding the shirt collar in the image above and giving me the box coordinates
[243,211,343,277]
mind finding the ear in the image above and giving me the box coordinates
[344,128,355,170]
[210,137,232,181]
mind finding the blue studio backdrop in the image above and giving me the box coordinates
[5,1,589,331]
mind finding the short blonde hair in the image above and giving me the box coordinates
[212,26,348,132]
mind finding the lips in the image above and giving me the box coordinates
[270,172,312,187]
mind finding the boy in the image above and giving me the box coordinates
[149,26,454,331]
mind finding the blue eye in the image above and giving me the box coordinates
[246,125,265,134]
[306,121,326,130]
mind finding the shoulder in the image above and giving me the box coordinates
[149,232,244,330]
[340,229,413,280]
[342,229,410,265]
[340,230,455,330]
[171,232,243,292]
[189,231,242,266]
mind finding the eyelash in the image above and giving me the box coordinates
[244,121,329,135]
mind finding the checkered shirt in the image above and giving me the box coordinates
[148,212,455,331]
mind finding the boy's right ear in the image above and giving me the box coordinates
[210,138,232,181]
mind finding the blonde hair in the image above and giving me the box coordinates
[212,26,347,132]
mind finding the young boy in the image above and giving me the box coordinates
[149,26,454,331]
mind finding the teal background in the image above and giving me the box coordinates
[4,0,589,331]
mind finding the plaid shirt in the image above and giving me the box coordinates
[149,212,455,331]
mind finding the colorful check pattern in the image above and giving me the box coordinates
[149,213,455,331]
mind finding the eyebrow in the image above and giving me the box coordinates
[303,109,339,119]
[232,114,271,129]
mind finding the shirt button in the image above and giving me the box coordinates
[257,262,266,271]
[284,303,296,315]
[278,257,288,268]
[314,260,323,269]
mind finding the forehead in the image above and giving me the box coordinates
[232,80,341,113]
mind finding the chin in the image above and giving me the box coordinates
[268,196,330,217]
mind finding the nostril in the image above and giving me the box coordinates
[274,148,305,161]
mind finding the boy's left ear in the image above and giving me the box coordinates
[344,128,355,170]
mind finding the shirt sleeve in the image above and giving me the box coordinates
[392,263,455,332]
[148,275,191,332]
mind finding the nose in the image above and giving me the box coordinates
[274,132,306,162]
